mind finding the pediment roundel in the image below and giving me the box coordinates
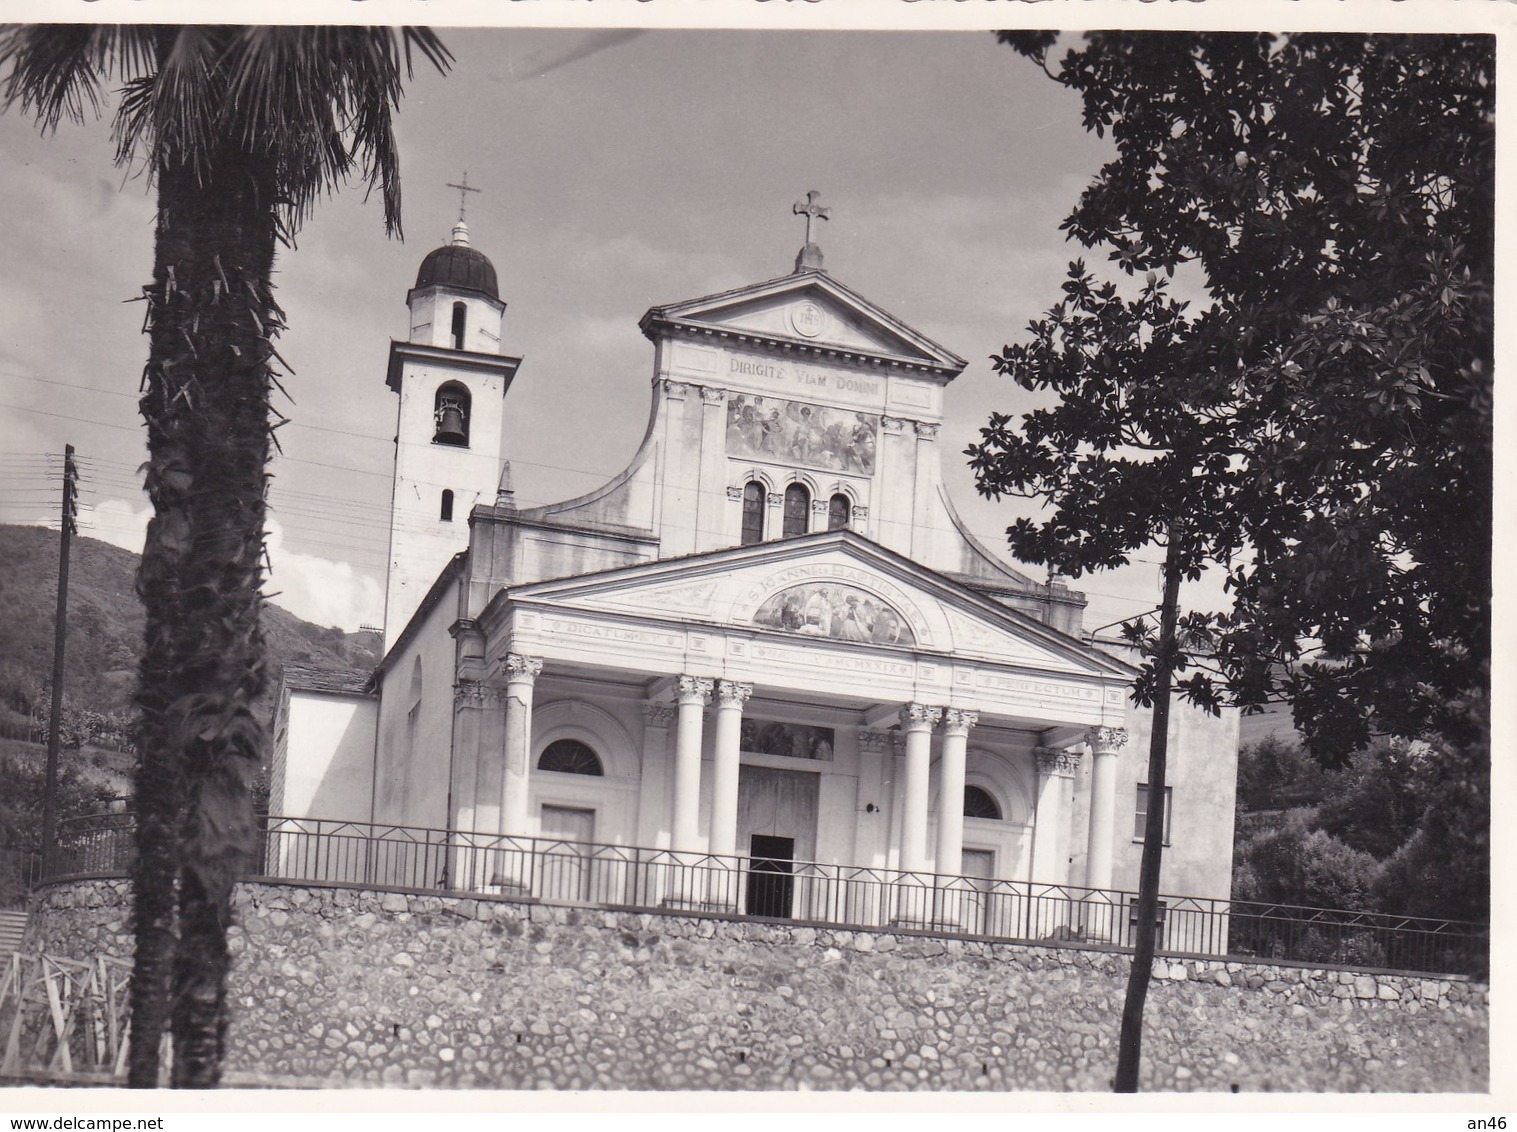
[752,581,916,646]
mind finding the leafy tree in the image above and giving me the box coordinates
[0,25,450,1087]
[1235,734,1326,811]
[975,30,1491,1091]
[0,755,117,907]
[1002,30,1492,764]
[1232,809,1383,909]
[1373,685,1488,923]
[1314,741,1420,859]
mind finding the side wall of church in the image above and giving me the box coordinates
[28,878,1488,1093]
[1111,700,1240,901]
[272,691,377,824]
[1065,700,1241,904]
[372,579,462,830]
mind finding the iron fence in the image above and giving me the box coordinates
[45,812,1487,977]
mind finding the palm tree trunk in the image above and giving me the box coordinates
[1113,531,1183,1092]
[133,147,278,1088]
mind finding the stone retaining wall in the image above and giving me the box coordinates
[23,878,1487,1092]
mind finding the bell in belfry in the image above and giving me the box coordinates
[434,397,468,445]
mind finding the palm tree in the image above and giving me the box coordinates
[0,25,450,1087]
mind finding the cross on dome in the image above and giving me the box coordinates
[446,173,482,246]
[447,172,481,221]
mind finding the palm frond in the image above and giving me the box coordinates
[5,23,450,235]
[0,24,123,131]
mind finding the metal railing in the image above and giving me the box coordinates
[45,812,1487,977]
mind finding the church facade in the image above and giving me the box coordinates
[271,217,1239,937]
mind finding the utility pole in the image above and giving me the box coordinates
[41,444,78,875]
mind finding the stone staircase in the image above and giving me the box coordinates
[0,908,29,957]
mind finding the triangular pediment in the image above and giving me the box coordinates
[504,532,1129,681]
[641,271,967,375]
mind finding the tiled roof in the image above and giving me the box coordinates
[281,664,374,696]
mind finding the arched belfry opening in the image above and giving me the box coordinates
[433,382,471,447]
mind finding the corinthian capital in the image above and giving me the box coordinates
[913,421,940,440]
[454,680,503,710]
[504,653,543,683]
[643,702,678,729]
[676,675,714,705]
[715,680,753,709]
[941,708,979,736]
[1035,746,1082,778]
[899,702,942,731]
[1086,726,1128,756]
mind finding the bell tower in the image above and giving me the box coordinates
[383,204,522,649]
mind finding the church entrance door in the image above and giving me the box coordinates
[736,766,818,920]
[539,805,595,903]
[746,834,794,918]
[960,847,996,936]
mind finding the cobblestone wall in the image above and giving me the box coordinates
[24,879,1487,1092]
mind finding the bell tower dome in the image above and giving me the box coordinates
[383,214,522,648]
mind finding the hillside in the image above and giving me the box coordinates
[0,523,380,748]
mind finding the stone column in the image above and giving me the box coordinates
[934,709,977,876]
[491,653,541,891]
[910,420,940,560]
[450,680,501,889]
[695,386,727,553]
[1083,725,1129,892]
[499,653,542,838]
[671,675,713,852]
[1027,746,1082,937]
[1030,747,1080,885]
[708,680,752,858]
[898,703,941,873]
[635,703,678,848]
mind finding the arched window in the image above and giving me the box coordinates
[741,482,765,545]
[440,489,454,522]
[963,785,1002,821]
[827,493,851,530]
[782,483,810,537]
[433,381,471,447]
[450,302,467,350]
[538,739,604,776]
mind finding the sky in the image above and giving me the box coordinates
[0,27,1282,632]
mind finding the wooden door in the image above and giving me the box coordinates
[736,767,819,920]
[961,848,997,936]
[539,805,595,902]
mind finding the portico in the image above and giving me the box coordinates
[436,530,1134,909]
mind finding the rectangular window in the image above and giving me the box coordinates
[1133,784,1173,844]
[1127,896,1168,949]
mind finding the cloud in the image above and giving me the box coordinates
[84,496,382,633]
[263,518,385,632]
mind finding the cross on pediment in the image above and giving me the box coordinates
[446,173,481,221]
[793,190,830,245]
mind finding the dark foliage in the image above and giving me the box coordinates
[998,31,1492,765]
